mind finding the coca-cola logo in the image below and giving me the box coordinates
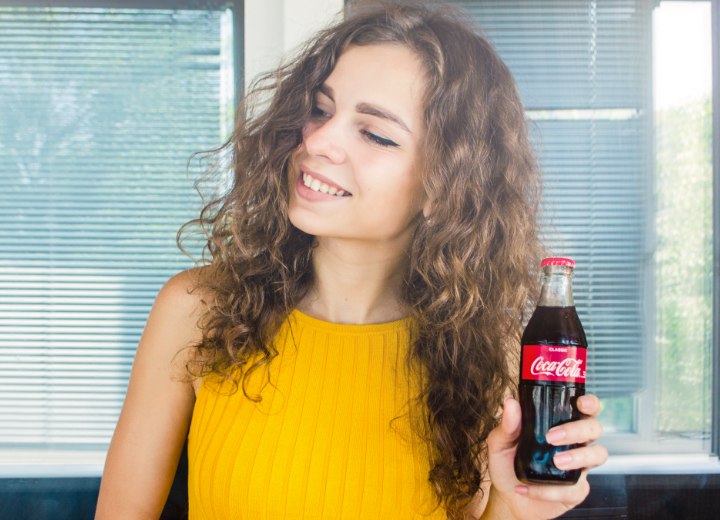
[521,344,587,383]
[530,357,585,380]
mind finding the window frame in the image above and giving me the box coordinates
[0,0,245,102]
[666,0,720,461]
[1,0,718,476]
[641,0,719,462]
[712,0,720,460]
[0,0,244,476]
[454,0,718,461]
[582,0,720,461]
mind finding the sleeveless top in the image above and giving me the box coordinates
[187,309,447,519]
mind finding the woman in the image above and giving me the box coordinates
[96,3,607,519]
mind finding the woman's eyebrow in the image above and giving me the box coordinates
[317,83,412,134]
[318,84,334,99]
[356,102,411,134]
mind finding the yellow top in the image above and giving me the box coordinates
[187,309,447,519]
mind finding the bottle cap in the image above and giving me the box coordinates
[541,257,575,268]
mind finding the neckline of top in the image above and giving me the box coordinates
[289,308,413,334]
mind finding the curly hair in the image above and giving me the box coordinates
[179,2,544,517]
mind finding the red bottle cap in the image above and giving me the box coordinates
[541,257,575,268]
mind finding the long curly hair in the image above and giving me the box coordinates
[179,2,544,517]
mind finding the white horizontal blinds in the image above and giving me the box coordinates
[0,5,233,447]
[460,0,651,396]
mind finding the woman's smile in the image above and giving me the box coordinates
[296,166,352,200]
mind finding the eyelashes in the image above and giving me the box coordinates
[311,106,331,119]
[310,106,399,148]
[360,130,398,147]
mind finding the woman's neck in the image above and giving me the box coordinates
[296,237,411,324]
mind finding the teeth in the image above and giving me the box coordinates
[301,171,348,197]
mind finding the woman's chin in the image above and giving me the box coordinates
[288,211,318,237]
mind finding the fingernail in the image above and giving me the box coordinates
[578,395,592,408]
[515,485,528,495]
[546,428,566,444]
[554,452,573,467]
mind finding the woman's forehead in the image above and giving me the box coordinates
[321,44,427,129]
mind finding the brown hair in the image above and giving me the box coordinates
[179,2,544,517]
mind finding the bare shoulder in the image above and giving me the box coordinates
[95,266,215,519]
[153,267,210,326]
[148,267,212,370]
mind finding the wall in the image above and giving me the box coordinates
[244,0,344,88]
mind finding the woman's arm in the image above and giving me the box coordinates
[95,270,205,519]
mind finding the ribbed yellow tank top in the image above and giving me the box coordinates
[187,309,447,519]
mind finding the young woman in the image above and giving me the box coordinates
[96,3,607,519]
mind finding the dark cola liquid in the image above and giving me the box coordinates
[514,305,587,485]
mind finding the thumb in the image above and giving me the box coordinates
[488,397,522,453]
[486,397,523,492]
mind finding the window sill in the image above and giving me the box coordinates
[0,449,105,478]
[593,453,720,475]
[1,450,719,479]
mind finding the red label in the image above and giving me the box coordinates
[521,344,587,383]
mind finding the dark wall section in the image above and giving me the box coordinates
[625,474,720,520]
[561,474,628,518]
[0,477,100,520]
[559,473,720,519]
[0,446,188,519]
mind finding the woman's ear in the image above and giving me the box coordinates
[422,199,433,220]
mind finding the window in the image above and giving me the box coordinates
[1,0,716,475]
[0,1,238,464]
[458,0,715,458]
[653,0,713,449]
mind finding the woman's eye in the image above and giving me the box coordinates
[362,130,399,148]
[311,106,331,119]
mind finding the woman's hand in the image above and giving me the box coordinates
[483,395,608,520]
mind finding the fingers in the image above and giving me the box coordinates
[577,394,601,416]
[544,393,607,472]
[553,444,609,471]
[515,471,591,505]
[546,416,603,446]
[545,394,603,447]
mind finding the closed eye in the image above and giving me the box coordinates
[361,130,399,148]
[311,105,332,119]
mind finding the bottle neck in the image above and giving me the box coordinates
[537,265,575,307]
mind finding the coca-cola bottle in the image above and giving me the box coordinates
[514,257,587,485]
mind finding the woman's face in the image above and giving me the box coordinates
[288,43,428,246]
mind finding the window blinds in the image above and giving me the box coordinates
[0,5,234,447]
[458,0,652,396]
[0,0,651,451]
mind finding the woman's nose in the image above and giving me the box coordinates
[302,117,347,164]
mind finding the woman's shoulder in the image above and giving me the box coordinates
[156,266,213,309]
[147,267,215,376]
